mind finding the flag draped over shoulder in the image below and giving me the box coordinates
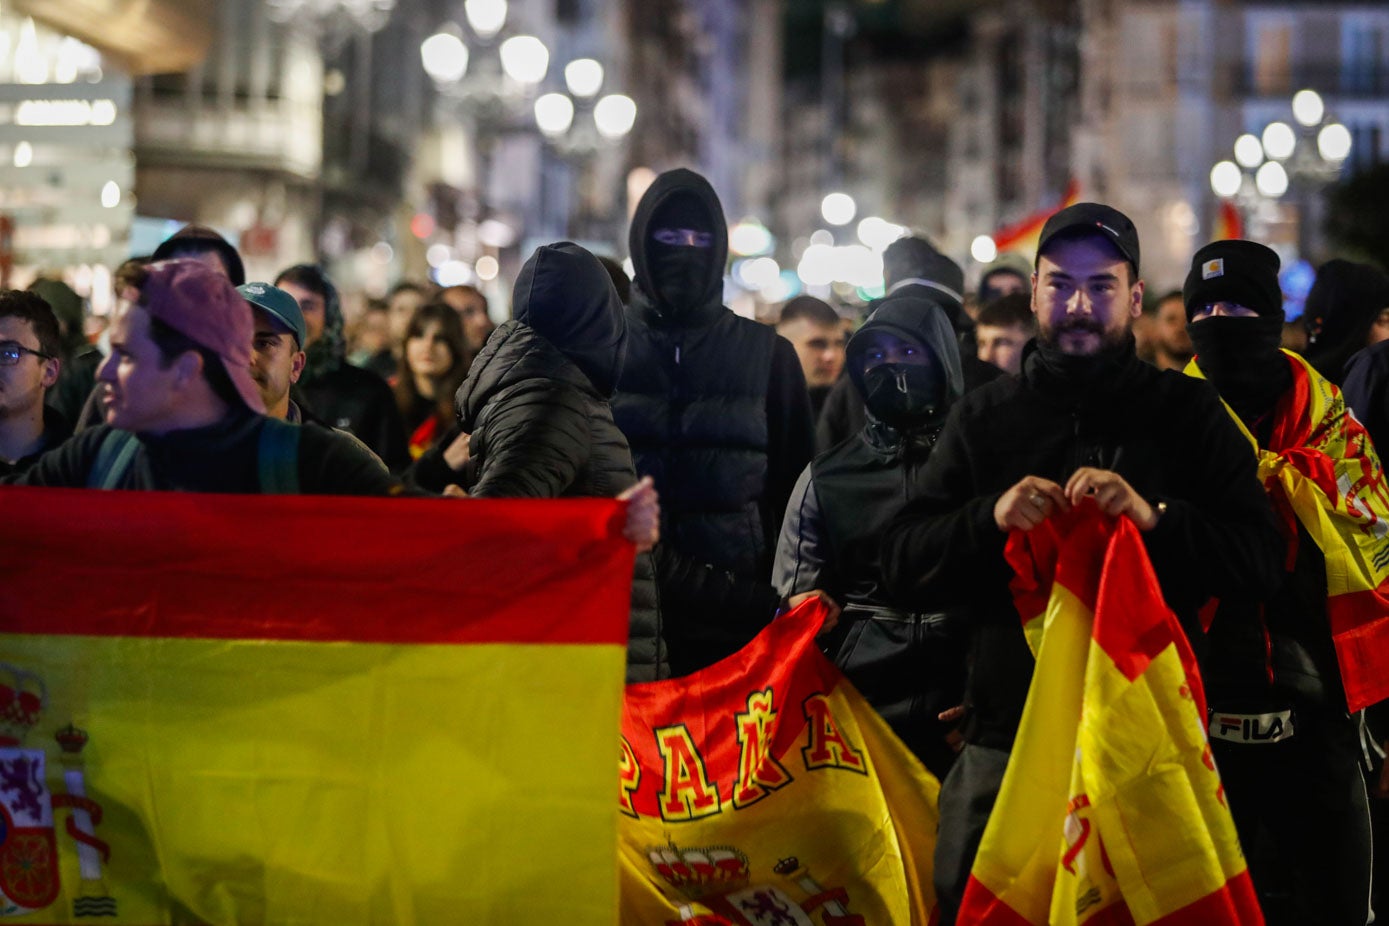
[1187,351,1389,712]
[619,604,938,925]
[959,504,1261,925]
[0,486,634,925]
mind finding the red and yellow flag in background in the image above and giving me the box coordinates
[959,504,1261,925]
[991,179,1081,258]
[618,603,939,925]
[0,486,634,924]
[1188,351,1389,712]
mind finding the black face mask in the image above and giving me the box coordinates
[648,242,713,315]
[1188,314,1291,423]
[862,362,944,429]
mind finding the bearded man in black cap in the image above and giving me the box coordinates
[878,204,1283,925]
[611,168,816,676]
[1185,238,1378,926]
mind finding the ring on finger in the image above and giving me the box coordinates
[1029,493,1046,508]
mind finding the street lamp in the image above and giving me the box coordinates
[529,58,636,240]
[1209,88,1351,257]
[420,7,551,286]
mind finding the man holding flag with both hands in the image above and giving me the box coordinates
[878,203,1287,924]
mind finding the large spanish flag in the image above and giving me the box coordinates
[1187,351,1389,712]
[0,486,634,924]
[618,603,939,924]
[959,504,1261,925]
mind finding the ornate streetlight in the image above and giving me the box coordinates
[1210,89,1351,257]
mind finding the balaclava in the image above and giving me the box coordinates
[1184,239,1290,422]
[847,294,963,431]
[646,192,717,317]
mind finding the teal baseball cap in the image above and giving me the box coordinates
[237,281,306,348]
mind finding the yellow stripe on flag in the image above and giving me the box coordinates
[962,506,1261,925]
[0,488,634,925]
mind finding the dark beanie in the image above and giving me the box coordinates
[882,236,964,304]
[1302,259,1389,382]
[1183,240,1282,321]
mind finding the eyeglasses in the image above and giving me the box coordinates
[0,341,54,365]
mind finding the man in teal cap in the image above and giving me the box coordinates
[239,282,308,422]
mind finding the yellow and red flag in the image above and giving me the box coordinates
[959,504,1261,925]
[618,603,939,925]
[1211,201,1245,243]
[0,486,634,924]
[1188,351,1389,712]
[992,179,1081,258]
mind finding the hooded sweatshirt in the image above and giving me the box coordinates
[448,242,667,682]
[776,294,965,610]
[1302,259,1389,385]
[773,293,969,777]
[611,168,815,675]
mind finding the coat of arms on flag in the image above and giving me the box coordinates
[619,603,940,925]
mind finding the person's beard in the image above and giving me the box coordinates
[1041,314,1126,355]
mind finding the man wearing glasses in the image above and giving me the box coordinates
[0,290,69,475]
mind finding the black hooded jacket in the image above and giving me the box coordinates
[815,283,1003,452]
[610,169,816,675]
[773,296,970,775]
[1303,259,1389,385]
[446,242,667,682]
[879,338,1283,750]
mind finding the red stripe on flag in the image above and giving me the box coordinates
[0,486,633,646]
[956,876,1037,925]
[1150,870,1263,925]
[1329,589,1389,712]
[1092,518,1182,682]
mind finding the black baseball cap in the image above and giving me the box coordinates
[1036,203,1141,276]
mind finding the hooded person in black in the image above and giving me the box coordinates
[611,168,816,676]
[815,236,1003,452]
[1303,260,1389,456]
[1185,239,1375,926]
[1303,259,1389,386]
[878,204,1283,925]
[773,293,969,779]
[413,242,667,682]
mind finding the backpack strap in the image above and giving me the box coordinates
[87,429,139,490]
[257,417,301,495]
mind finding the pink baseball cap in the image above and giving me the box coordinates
[139,259,266,414]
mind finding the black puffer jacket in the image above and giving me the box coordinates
[611,168,815,674]
[454,242,667,682]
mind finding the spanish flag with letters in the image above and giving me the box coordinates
[958,504,1262,925]
[0,486,633,924]
[618,603,939,924]
[1188,350,1389,712]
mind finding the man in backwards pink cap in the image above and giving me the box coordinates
[5,259,399,494]
[2,259,663,552]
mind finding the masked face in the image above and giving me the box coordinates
[646,196,716,315]
[856,330,945,428]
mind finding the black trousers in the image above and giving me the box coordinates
[932,743,1010,926]
[1212,704,1373,926]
